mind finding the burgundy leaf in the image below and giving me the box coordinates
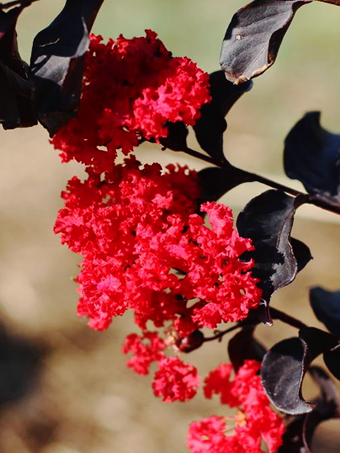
[197,166,255,204]
[284,112,340,208]
[291,237,313,272]
[310,287,340,340]
[279,366,340,453]
[159,121,188,152]
[228,326,266,372]
[324,344,340,380]
[236,190,308,314]
[193,70,252,162]
[0,1,37,128]
[30,0,104,135]
[261,328,337,415]
[220,0,312,84]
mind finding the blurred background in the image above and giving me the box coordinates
[0,0,339,452]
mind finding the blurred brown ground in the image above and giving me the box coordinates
[0,1,339,452]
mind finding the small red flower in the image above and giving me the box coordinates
[187,416,243,453]
[122,331,166,375]
[152,356,199,402]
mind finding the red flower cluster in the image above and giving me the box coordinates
[53,30,277,449]
[153,357,200,402]
[122,331,166,375]
[187,361,286,453]
[55,157,261,332]
[52,30,211,173]
[122,331,199,402]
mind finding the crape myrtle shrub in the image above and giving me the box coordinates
[2,0,340,451]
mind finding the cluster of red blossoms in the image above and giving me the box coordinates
[52,30,210,173]
[53,30,284,452]
[188,361,285,453]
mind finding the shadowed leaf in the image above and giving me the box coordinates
[310,287,340,340]
[197,166,255,203]
[236,190,308,313]
[279,366,340,452]
[261,328,337,415]
[284,112,340,208]
[324,344,340,381]
[291,238,313,272]
[0,1,37,128]
[220,0,312,84]
[160,121,189,151]
[228,326,266,372]
[193,71,252,162]
[30,0,104,135]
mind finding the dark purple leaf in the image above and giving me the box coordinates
[236,190,308,310]
[0,1,37,128]
[279,367,340,453]
[308,366,340,416]
[220,0,312,84]
[301,367,340,452]
[291,238,313,273]
[30,0,104,136]
[310,287,340,340]
[324,344,340,381]
[197,166,255,203]
[261,328,337,415]
[160,121,188,151]
[193,71,252,162]
[228,326,266,372]
[284,112,340,208]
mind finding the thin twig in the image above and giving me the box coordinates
[203,323,242,342]
[203,318,260,342]
[182,147,340,216]
[270,307,307,330]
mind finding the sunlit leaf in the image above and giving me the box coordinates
[261,328,337,415]
[220,0,312,84]
[236,190,308,312]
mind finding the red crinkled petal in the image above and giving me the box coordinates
[52,31,211,173]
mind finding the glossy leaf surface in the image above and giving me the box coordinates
[279,366,340,452]
[220,0,312,84]
[236,190,308,309]
[261,328,337,415]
